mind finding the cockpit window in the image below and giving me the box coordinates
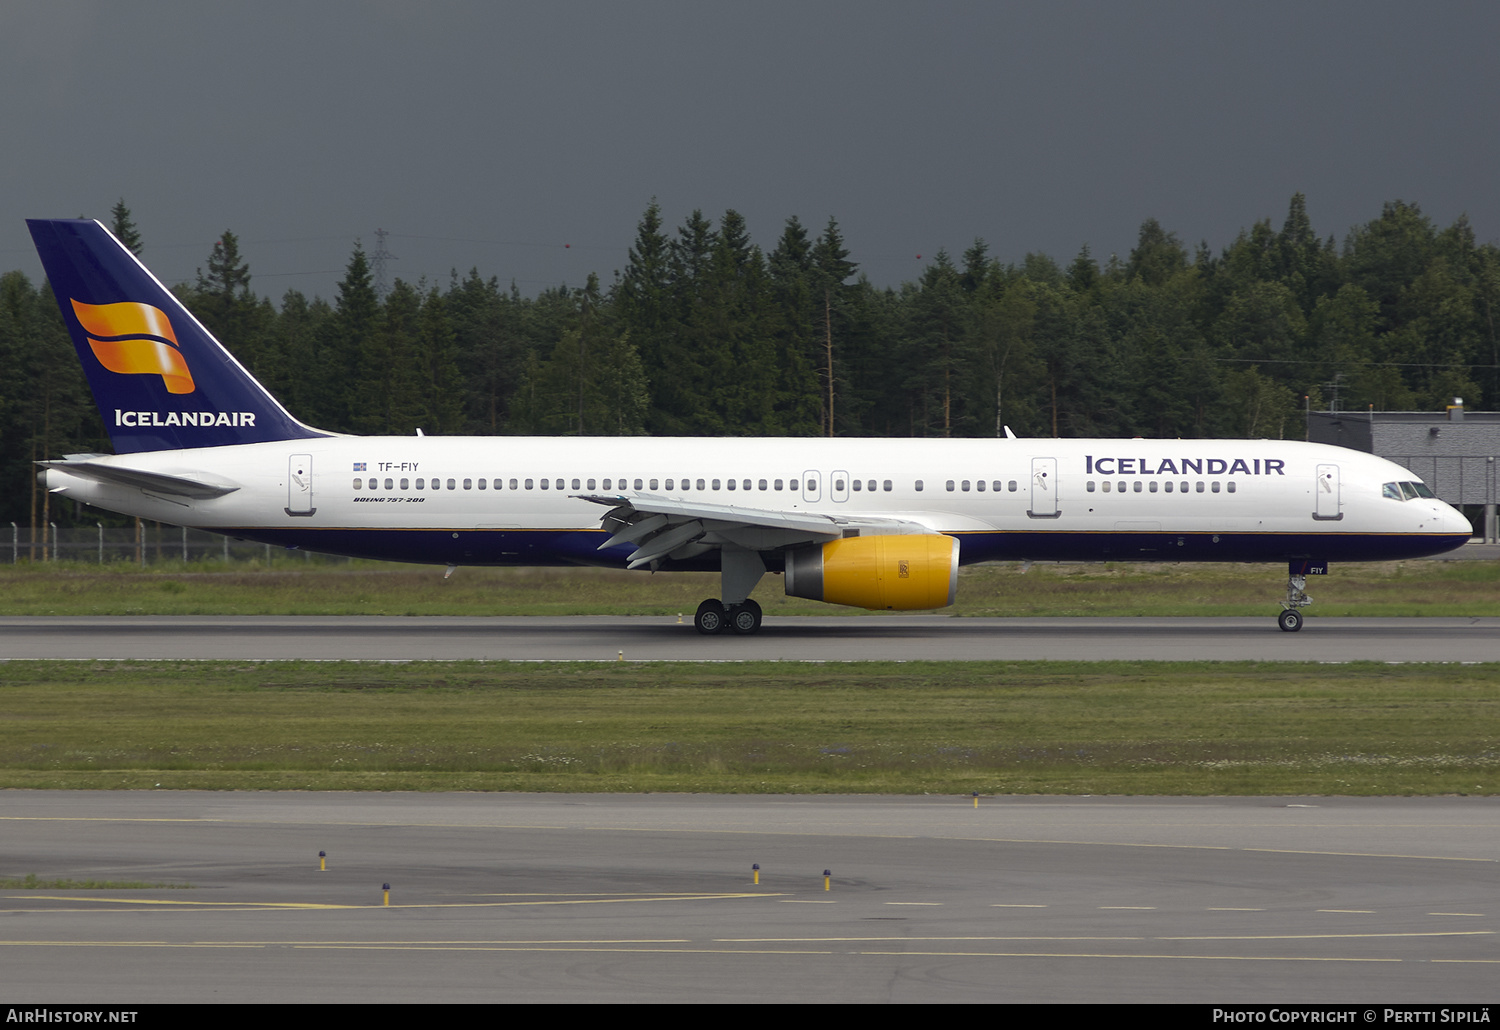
[1384,480,1437,501]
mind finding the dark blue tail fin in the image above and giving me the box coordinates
[28,218,328,454]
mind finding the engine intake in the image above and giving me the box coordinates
[784,534,959,610]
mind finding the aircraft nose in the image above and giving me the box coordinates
[1437,502,1473,537]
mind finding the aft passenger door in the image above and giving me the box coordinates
[286,454,315,516]
[1028,457,1059,518]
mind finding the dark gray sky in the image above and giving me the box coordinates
[4,1,1498,303]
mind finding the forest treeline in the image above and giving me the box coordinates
[3,194,1498,530]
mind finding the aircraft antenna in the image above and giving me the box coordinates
[372,227,397,301]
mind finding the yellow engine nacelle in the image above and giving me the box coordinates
[784,534,959,610]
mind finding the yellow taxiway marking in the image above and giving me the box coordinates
[990,904,1048,908]
[851,950,1401,963]
[1159,931,1492,941]
[1429,912,1486,917]
[1207,907,1265,911]
[1099,906,1156,910]
[885,902,942,906]
[1317,909,1375,914]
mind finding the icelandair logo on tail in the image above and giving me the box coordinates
[71,298,257,430]
[71,299,195,394]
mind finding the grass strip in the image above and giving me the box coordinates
[1,558,1498,617]
[0,660,1495,795]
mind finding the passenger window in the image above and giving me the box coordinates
[1087,481,1096,493]
[540,479,549,490]
[775,479,784,491]
[961,480,970,492]
[1148,481,1157,493]
[401,478,410,490]
[1211,481,1220,493]
[476,479,485,490]
[587,479,596,490]
[649,479,658,490]
[602,479,612,491]
[914,480,922,492]
[743,480,751,490]
[1227,482,1236,493]
[790,479,799,491]
[556,479,564,490]
[463,479,472,490]
[353,478,362,490]
[1196,482,1205,493]
[369,478,378,490]
[1133,481,1142,493]
[509,479,518,490]
[1117,481,1125,493]
[1180,481,1188,493]
[833,479,843,492]
[1164,481,1172,493]
[853,480,862,491]
[712,479,721,490]
[867,481,875,492]
[385,478,394,490]
[1102,481,1111,493]
[633,479,642,490]
[697,479,706,490]
[418,479,426,490]
[665,479,674,491]
[946,481,955,492]
[1008,481,1017,492]
[884,480,892,492]
[992,481,1001,492]
[976,480,985,492]
[727,479,736,490]
[571,479,580,490]
[525,479,534,490]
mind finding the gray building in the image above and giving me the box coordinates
[1306,402,1496,541]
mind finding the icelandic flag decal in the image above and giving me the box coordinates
[353,462,366,471]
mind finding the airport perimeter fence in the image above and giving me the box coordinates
[7,523,351,566]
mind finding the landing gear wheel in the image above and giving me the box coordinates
[1278,608,1303,633]
[728,599,763,635]
[694,599,728,635]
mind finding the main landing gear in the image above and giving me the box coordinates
[1278,570,1312,632]
[694,546,768,636]
[695,598,763,635]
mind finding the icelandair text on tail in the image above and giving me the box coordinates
[115,409,255,428]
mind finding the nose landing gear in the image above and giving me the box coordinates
[1278,564,1318,632]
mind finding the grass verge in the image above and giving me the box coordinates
[0,660,1495,795]
[1,557,1498,616]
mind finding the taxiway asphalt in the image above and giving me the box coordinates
[1,792,1495,1003]
[1,614,1498,662]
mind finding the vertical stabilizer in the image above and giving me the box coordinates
[27,218,328,453]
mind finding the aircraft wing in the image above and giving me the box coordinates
[39,457,241,500]
[575,493,929,569]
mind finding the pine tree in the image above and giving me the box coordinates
[109,199,143,255]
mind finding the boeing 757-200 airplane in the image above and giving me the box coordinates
[28,218,1472,634]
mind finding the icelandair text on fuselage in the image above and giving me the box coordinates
[1086,455,1285,476]
[115,409,255,428]
[7,1012,137,1024]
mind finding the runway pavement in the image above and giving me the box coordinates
[1,614,1498,661]
[0,792,1495,1003]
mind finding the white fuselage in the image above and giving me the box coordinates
[43,435,1473,569]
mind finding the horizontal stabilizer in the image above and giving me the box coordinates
[38,459,240,499]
